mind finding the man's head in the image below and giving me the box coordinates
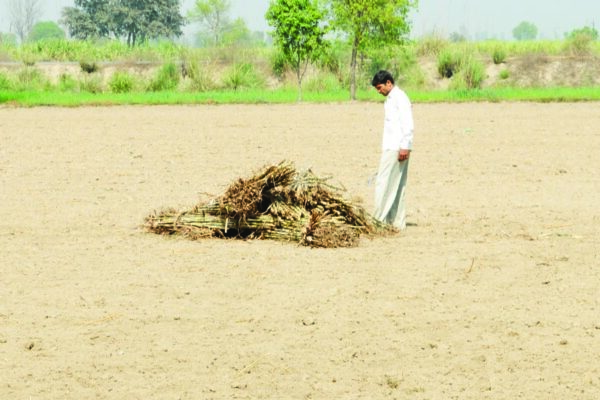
[372,70,394,96]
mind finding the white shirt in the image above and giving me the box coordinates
[382,86,414,151]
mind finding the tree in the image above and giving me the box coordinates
[512,21,538,41]
[266,0,328,101]
[188,0,230,47]
[61,0,113,39]
[566,26,599,41]
[112,0,185,46]
[62,0,185,45]
[8,0,42,43]
[329,0,417,100]
[28,21,66,42]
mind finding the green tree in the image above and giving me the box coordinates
[28,21,66,42]
[329,0,417,100]
[266,0,328,101]
[112,0,185,46]
[512,21,538,41]
[566,26,599,40]
[61,0,113,39]
[62,0,185,45]
[188,0,230,46]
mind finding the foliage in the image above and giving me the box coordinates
[0,32,18,46]
[28,21,66,42]
[450,56,485,90]
[80,60,99,73]
[492,46,507,64]
[8,0,42,43]
[416,34,448,56]
[181,53,217,91]
[266,0,329,101]
[499,69,509,80]
[564,27,598,56]
[15,67,47,91]
[58,73,78,91]
[109,71,136,93]
[0,71,12,90]
[188,0,230,47]
[329,0,417,99]
[62,0,185,46]
[147,62,180,91]
[79,74,103,93]
[513,21,538,41]
[566,26,599,41]
[221,62,265,90]
[437,48,460,78]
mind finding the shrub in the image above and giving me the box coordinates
[109,71,135,93]
[564,31,595,56]
[270,50,287,78]
[437,49,460,78]
[15,67,46,91]
[80,60,99,73]
[147,62,180,91]
[58,73,78,92]
[416,34,448,56]
[304,71,342,92]
[222,62,265,90]
[499,69,510,80]
[79,75,103,93]
[182,58,216,92]
[492,47,507,64]
[450,57,485,90]
[0,71,12,90]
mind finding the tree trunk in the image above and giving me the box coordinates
[350,36,359,100]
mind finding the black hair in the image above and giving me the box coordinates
[371,70,394,86]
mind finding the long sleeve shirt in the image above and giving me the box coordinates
[382,86,414,151]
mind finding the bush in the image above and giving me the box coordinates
[564,31,595,56]
[58,73,78,92]
[222,62,264,90]
[80,60,99,73]
[416,34,448,56]
[450,57,485,90]
[79,75,103,93]
[182,57,216,92]
[499,69,510,80]
[15,67,46,91]
[492,47,507,64]
[437,49,460,78]
[0,71,12,90]
[270,50,287,78]
[147,62,180,91]
[109,71,135,93]
[304,71,342,92]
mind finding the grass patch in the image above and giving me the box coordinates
[2,86,600,107]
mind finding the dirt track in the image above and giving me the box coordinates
[1,102,599,399]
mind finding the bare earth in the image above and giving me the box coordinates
[1,102,599,399]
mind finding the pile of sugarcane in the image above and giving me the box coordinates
[144,161,393,248]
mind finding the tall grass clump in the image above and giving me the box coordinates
[563,32,596,56]
[492,46,507,64]
[450,56,485,90]
[58,73,78,92]
[184,61,217,92]
[437,48,460,78]
[222,62,265,90]
[416,34,448,56]
[304,71,342,92]
[0,71,12,90]
[79,75,103,93]
[109,71,136,93]
[15,67,47,91]
[147,62,180,91]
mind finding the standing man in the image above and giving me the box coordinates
[371,70,414,230]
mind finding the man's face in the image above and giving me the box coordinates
[375,80,393,96]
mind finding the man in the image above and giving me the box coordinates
[371,70,414,230]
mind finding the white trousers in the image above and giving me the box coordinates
[373,150,409,229]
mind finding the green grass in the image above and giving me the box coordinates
[2,86,600,106]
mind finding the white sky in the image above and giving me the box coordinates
[1,0,599,40]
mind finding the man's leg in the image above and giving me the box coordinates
[373,150,404,224]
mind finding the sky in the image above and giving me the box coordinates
[1,0,599,41]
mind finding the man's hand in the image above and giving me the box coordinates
[398,149,410,162]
